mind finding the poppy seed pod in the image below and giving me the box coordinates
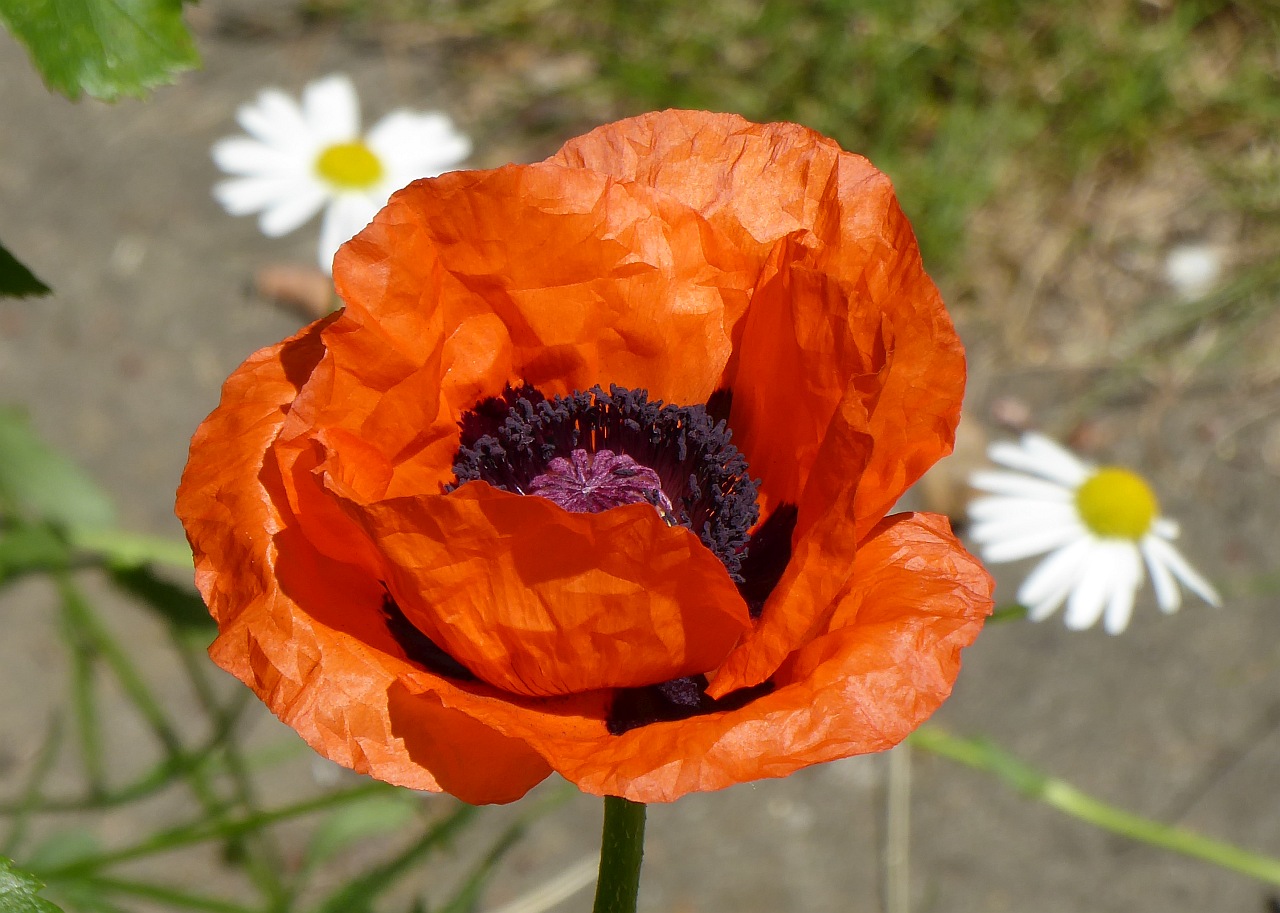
[177,110,993,804]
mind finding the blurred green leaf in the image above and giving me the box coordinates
[0,0,199,100]
[0,410,115,533]
[0,524,71,583]
[72,528,193,571]
[22,833,100,876]
[0,243,49,298]
[0,858,65,913]
[106,565,213,635]
[304,793,418,870]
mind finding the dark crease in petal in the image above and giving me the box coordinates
[382,591,477,681]
[737,503,799,618]
[607,674,776,735]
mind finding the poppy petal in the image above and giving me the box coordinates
[332,163,758,412]
[553,511,990,801]
[180,328,555,804]
[326,479,752,698]
[384,511,990,802]
[554,110,964,534]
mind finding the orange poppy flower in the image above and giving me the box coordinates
[177,110,993,805]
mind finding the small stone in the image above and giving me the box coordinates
[1164,243,1223,299]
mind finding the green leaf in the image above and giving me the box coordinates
[71,528,193,571]
[0,0,199,101]
[304,794,418,870]
[106,565,213,635]
[0,858,65,913]
[23,833,100,875]
[0,243,49,298]
[0,409,115,533]
[0,523,71,584]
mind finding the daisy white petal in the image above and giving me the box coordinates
[1062,541,1123,631]
[212,137,305,177]
[1152,517,1180,539]
[988,433,1091,487]
[979,520,1085,563]
[1141,536,1182,613]
[968,505,1080,543]
[238,89,311,149]
[369,110,472,175]
[302,73,361,144]
[213,176,300,217]
[317,193,381,273]
[1102,546,1144,634]
[1019,538,1093,621]
[259,181,329,237]
[1019,433,1093,485]
[967,496,1071,522]
[1143,534,1222,608]
[970,470,1075,502]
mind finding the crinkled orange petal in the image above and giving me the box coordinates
[333,162,758,415]
[386,511,991,802]
[555,110,964,533]
[178,327,554,804]
[327,479,751,698]
[177,320,330,629]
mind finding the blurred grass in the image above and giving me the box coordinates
[305,0,1279,276]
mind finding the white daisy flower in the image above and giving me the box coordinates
[212,73,472,272]
[967,432,1221,634]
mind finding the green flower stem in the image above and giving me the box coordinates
[592,796,647,913]
[987,603,1029,624]
[910,726,1280,886]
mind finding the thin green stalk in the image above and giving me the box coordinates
[2,718,63,856]
[437,784,576,913]
[591,796,646,913]
[174,630,289,907]
[38,782,389,877]
[58,595,106,796]
[910,726,1280,886]
[55,573,286,902]
[435,818,527,913]
[61,876,259,913]
[314,803,478,913]
[56,575,187,758]
[0,700,246,815]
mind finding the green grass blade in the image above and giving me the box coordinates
[37,784,391,877]
[910,726,1280,886]
[1,720,63,857]
[313,804,478,913]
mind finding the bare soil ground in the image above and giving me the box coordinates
[2,4,1278,911]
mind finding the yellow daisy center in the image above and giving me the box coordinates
[315,141,383,190]
[1075,467,1158,540]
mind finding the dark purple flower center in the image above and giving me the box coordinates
[527,448,676,515]
[449,384,760,581]
[376,383,803,734]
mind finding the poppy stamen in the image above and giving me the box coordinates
[451,384,760,580]
[528,448,676,515]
